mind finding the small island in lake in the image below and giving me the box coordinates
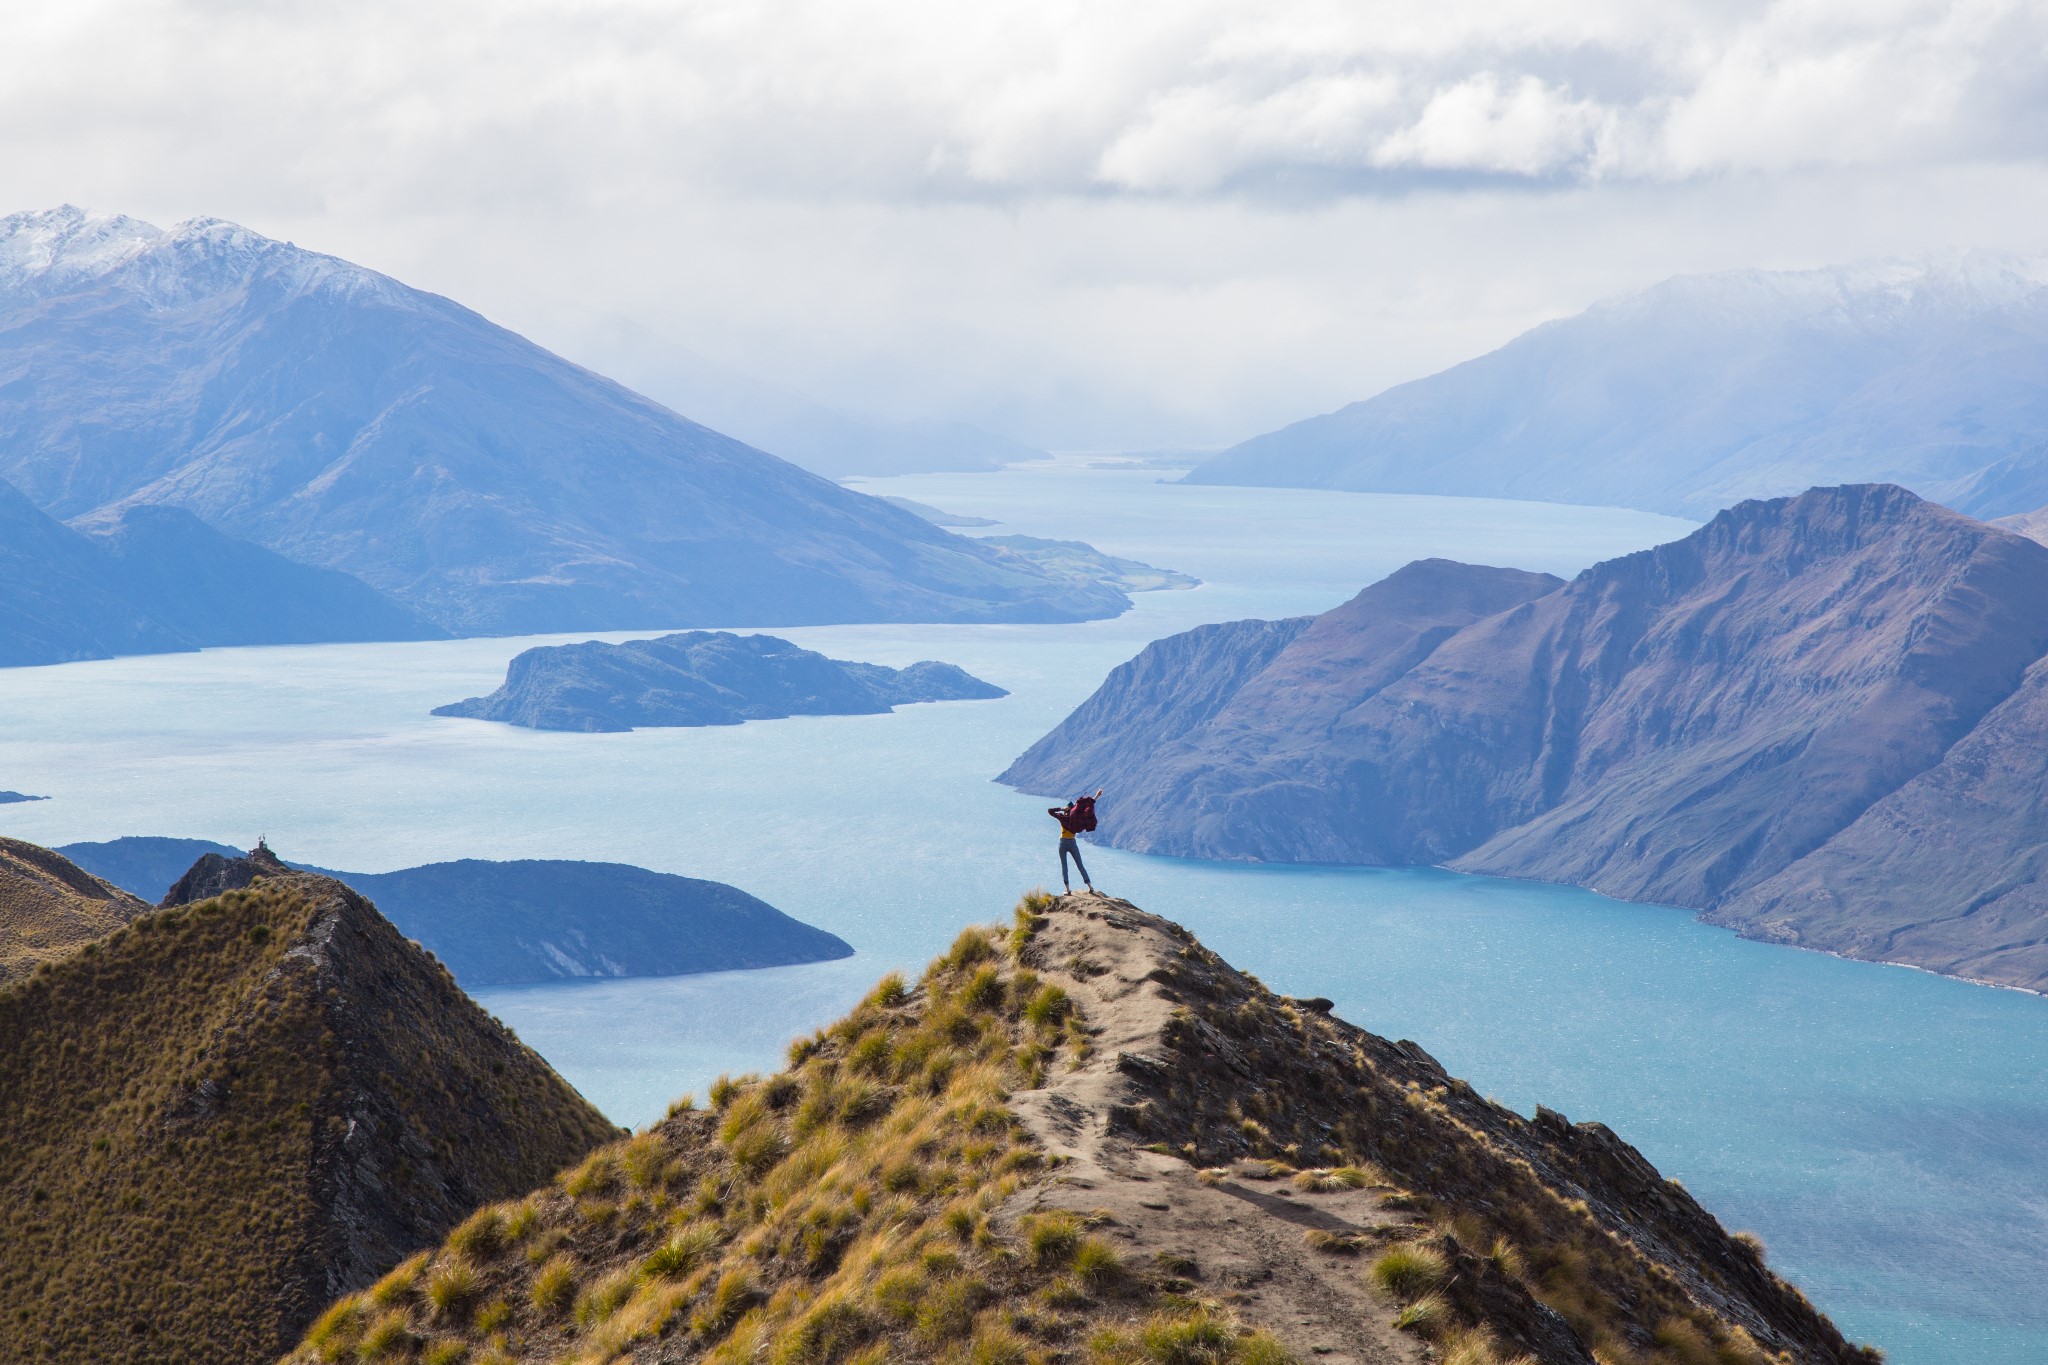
[432,630,1007,733]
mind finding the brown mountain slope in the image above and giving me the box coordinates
[0,835,146,983]
[0,862,620,1365]
[1005,485,2048,991]
[285,893,1875,1365]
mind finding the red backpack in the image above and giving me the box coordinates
[1071,795,1098,832]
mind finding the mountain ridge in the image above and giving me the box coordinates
[1005,485,2048,991]
[0,854,619,1365]
[283,891,1875,1365]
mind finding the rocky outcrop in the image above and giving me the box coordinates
[434,629,1007,732]
[0,837,146,983]
[1017,895,1874,1364]
[0,863,618,1365]
[1006,486,2048,991]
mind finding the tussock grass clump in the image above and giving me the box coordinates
[448,1207,507,1262]
[1303,1230,1365,1255]
[1370,1243,1448,1301]
[369,1252,429,1307]
[1089,1308,1297,1365]
[530,1254,577,1315]
[1023,1210,1083,1266]
[286,893,1290,1365]
[1292,1165,1372,1193]
[425,1259,481,1321]
[1392,1293,1448,1336]
[1072,1235,1126,1290]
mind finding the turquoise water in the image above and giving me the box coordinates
[1,462,2042,1362]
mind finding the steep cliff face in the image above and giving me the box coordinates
[0,864,618,1365]
[284,894,1876,1365]
[1005,486,2048,990]
[0,837,146,983]
[1000,558,1569,861]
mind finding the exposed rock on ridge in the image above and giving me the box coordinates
[1013,895,1874,1364]
[1006,486,2048,991]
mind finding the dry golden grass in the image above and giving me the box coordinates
[0,837,145,983]
[285,901,1298,1365]
[0,873,615,1365]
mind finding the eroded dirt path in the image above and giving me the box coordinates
[1006,893,1424,1364]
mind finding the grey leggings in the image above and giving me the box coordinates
[1060,838,1091,888]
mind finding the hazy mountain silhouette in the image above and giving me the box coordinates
[1189,254,2048,520]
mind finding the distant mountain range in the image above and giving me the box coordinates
[1006,485,2048,993]
[57,836,852,988]
[0,479,443,665]
[0,207,1116,636]
[1187,254,2048,520]
[433,630,1006,732]
[581,323,1043,477]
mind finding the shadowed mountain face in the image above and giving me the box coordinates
[0,207,1122,634]
[1005,486,2048,991]
[0,860,617,1365]
[1187,254,2048,520]
[0,478,191,665]
[433,629,1007,732]
[79,504,444,646]
[58,837,853,989]
[0,479,442,666]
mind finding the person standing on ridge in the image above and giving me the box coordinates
[1050,789,1102,894]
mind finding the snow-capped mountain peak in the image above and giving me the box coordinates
[0,205,164,295]
[0,205,406,309]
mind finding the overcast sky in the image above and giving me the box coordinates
[5,0,2045,449]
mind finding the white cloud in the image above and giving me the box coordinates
[0,0,2043,448]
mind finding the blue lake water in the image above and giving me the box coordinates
[2,461,2043,1363]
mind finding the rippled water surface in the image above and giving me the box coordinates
[3,463,2043,1363]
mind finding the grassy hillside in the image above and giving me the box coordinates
[0,836,145,983]
[0,870,620,1365]
[284,893,1877,1365]
[284,898,1300,1365]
